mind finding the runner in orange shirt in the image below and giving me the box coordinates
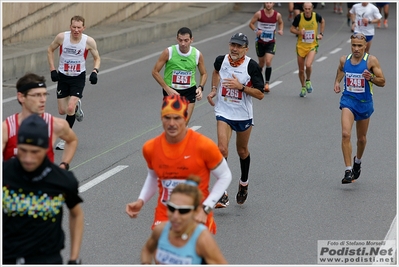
[126,95,232,234]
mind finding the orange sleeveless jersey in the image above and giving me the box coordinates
[143,129,223,234]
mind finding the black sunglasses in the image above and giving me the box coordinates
[351,34,366,41]
[166,202,195,214]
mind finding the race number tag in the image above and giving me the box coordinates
[172,70,192,89]
[260,31,274,42]
[357,18,365,26]
[160,179,186,204]
[221,86,243,100]
[302,30,315,43]
[346,73,366,93]
[63,63,81,74]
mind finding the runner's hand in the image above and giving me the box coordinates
[51,70,59,82]
[126,200,144,218]
[89,72,98,84]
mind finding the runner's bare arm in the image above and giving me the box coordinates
[53,117,78,167]
[47,32,64,71]
[87,36,101,70]
[152,48,176,95]
[368,55,385,87]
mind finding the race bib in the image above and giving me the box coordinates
[172,70,192,89]
[302,30,315,43]
[160,179,186,204]
[156,248,193,265]
[221,86,243,101]
[63,63,81,74]
[346,72,366,93]
[260,31,274,42]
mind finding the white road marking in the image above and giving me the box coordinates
[316,56,327,62]
[190,126,201,131]
[78,165,128,193]
[372,215,397,265]
[78,125,201,193]
[330,48,342,54]
[269,81,282,88]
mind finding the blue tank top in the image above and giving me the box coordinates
[343,53,373,102]
[155,222,206,264]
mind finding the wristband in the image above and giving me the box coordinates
[60,162,70,171]
[239,85,245,92]
[320,32,323,36]
[198,85,204,91]
[368,19,371,24]
[211,86,217,90]
[254,29,257,33]
[93,68,99,73]
[203,205,212,215]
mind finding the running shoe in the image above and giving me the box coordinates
[299,87,307,97]
[236,183,248,205]
[305,80,313,93]
[384,19,388,28]
[56,139,65,150]
[264,83,270,93]
[352,157,361,180]
[341,170,354,184]
[214,192,229,209]
[75,99,84,122]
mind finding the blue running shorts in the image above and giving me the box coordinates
[216,116,253,132]
[339,95,374,121]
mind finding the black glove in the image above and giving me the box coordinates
[51,70,59,82]
[89,72,98,84]
[67,259,82,264]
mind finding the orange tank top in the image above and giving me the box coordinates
[143,129,223,234]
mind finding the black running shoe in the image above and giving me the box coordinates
[214,192,229,208]
[342,170,354,184]
[236,183,248,205]
[352,157,361,180]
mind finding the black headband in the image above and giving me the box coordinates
[17,82,47,93]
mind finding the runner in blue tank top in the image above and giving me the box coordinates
[333,33,385,184]
[141,175,227,264]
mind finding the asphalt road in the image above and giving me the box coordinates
[2,3,397,265]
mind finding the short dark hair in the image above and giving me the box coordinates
[177,27,192,38]
[71,15,85,26]
[16,73,46,105]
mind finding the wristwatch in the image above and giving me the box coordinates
[59,162,70,171]
[93,68,99,73]
[198,85,204,91]
[203,205,212,215]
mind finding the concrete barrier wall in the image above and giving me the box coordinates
[2,3,234,81]
[2,2,190,44]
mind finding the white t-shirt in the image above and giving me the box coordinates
[350,3,382,36]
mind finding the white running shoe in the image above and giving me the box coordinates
[75,99,84,122]
[56,140,65,150]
